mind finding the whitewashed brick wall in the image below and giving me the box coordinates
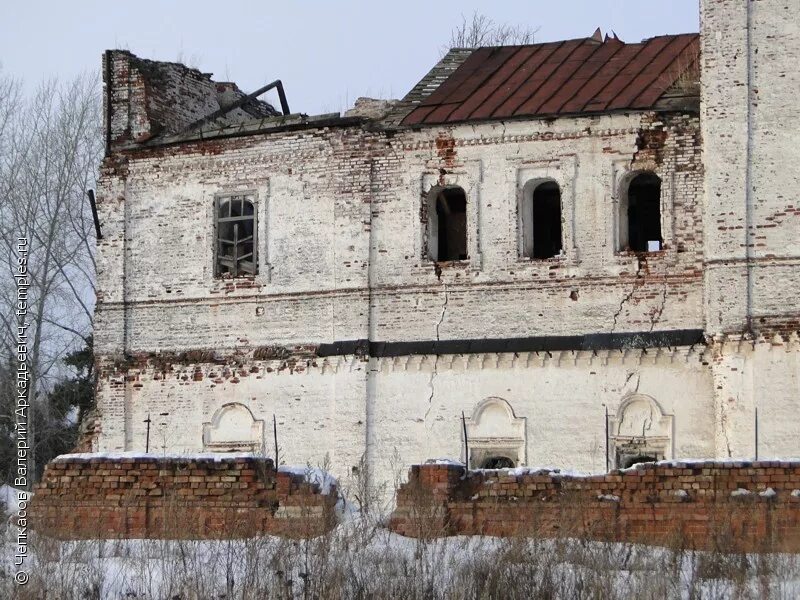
[91,0,800,490]
[702,0,800,461]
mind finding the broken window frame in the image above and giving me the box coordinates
[214,193,258,278]
[520,178,564,259]
[618,171,663,253]
[425,185,469,263]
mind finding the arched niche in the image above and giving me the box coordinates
[465,397,527,469]
[202,402,265,452]
[608,394,673,468]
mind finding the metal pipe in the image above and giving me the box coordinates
[87,189,103,239]
[462,411,470,469]
[181,79,291,134]
[273,414,279,467]
[144,414,151,453]
[275,81,290,116]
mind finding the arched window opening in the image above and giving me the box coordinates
[624,172,662,252]
[215,194,257,277]
[427,187,467,262]
[532,181,562,258]
[481,456,516,469]
[521,180,562,259]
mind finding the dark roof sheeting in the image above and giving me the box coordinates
[402,33,699,126]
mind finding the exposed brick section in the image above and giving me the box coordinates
[29,456,337,539]
[389,462,800,552]
[103,50,278,147]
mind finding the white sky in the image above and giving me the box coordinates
[0,0,699,115]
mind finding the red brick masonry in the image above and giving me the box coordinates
[389,461,800,552]
[29,455,338,539]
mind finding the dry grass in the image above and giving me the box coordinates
[2,515,800,599]
[2,523,799,599]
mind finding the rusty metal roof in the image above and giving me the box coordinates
[402,33,699,126]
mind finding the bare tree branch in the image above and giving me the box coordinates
[0,69,101,483]
[443,12,539,55]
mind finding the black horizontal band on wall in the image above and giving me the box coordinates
[315,329,706,358]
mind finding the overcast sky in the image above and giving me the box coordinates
[1,0,699,115]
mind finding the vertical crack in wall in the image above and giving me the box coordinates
[719,396,734,458]
[623,370,641,394]
[611,281,639,334]
[424,282,449,424]
[648,280,668,332]
[611,260,648,334]
[641,402,655,437]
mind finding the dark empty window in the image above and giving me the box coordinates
[618,453,658,469]
[481,456,516,469]
[530,181,562,259]
[428,187,467,262]
[626,173,662,252]
[215,194,257,277]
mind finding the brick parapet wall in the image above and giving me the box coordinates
[390,461,800,551]
[29,455,337,539]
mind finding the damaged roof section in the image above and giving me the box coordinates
[402,33,700,126]
[103,50,281,150]
[102,31,700,150]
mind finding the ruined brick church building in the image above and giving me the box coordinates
[92,0,800,490]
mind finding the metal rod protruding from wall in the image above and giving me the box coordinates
[275,81,290,116]
[273,414,279,468]
[462,411,469,470]
[181,79,291,134]
[87,190,103,239]
[144,414,151,453]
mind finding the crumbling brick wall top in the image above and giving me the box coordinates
[29,453,338,539]
[390,461,800,551]
[103,50,279,149]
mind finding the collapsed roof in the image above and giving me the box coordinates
[104,50,281,147]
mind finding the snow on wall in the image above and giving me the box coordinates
[29,455,338,539]
[389,460,800,551]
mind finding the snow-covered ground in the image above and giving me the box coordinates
[1,514,798,599]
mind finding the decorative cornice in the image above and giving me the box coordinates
[99,343,715,383]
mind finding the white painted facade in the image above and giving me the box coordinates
[92,0,800,491]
